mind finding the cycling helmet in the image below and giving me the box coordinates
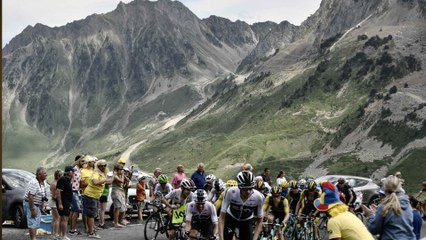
[308,181,317,190]
[337,177,345,184]
[271,186,280,195]
[236,171,254,189]
[158,174,169,184]
[214,179,225,191]
[180,178,192,190]
[195,189,208,203]
[290,180,298,189]
[242,163,254,171]
[226,179,238,188]
[280,181,289,189]
[298,179,307,187]
[255,179,264,190]
[205,174,216,182]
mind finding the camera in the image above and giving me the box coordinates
[42,196,48,202]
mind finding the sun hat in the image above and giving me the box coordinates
[314,180,342,211]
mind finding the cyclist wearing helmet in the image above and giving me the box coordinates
[163,178,195,240]
[154,174,173,201]
[208,179,225,203]
[218,171,265,240]
[214,180,238,212]
[185,189,218,239]
[263,186,290,240]
[288,180,301,214]
[204,174,217,194]
[336,178,355,208]
[296,180,320,222]
[255,178,269,197]
[280,181,289,199]
[298,179,307,190]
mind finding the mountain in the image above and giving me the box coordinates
[3,0,426,193]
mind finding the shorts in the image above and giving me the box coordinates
[71,192,82,212]
[224,213,254,240]
[23,201,41,229]
[82,196,98,218]
[57,202,71,216]
[191,218,214,238]
[111,188,126,212]
[270,212,285,223]
[137,200,146,210]
[301,203,316,217]
[99,195,108,203]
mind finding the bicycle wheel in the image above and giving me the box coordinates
[144,213,165,240]
[355,212,364,223]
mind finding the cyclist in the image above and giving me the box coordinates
[185,189,218,239]
[204,174,217,194]
[296,181,320,235]
[298,179,307,190]
[162,178,195,240]
[336,178,355,210]
[263,186,290,240]
[255,178,270,197]
[214,180,238,213]
[154,174,173,202]
[208,179,225,203]
[280,181,289,199]
[288,181,301,214]
[218,171,265,240]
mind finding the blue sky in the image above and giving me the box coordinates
[2,0,321,47]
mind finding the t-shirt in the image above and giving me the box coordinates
[276,177,287,186]
[80,168,94,193]
[71,165,81,191]
[83,171,106,199]
[24,178,48,205]
[172,173,187,189]
[57,176,73,205]
[191,171,206,189]
[137,182,146,201]
[185,201,218,224]
[327,211,374,240]
[221,187,265,221]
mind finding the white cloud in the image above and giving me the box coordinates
[2,0,321,47]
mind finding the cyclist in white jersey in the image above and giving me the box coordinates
[185,189,218,239]
[162,178,195,240]
[218,171,265,240]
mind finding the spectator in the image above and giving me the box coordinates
[69,154,84,236]
[261,168,272,186]
[395,171,406,188]
[191,163,206,189]
[50,169,63,240]
[415,181,426,220]
[149,168,162,200]
[362,175,416,240]
[172,164,187,189]
[56,166,75,240]
[24,167,48,240]
[80,155,96,233]
[136,175,147,224]
[409,196,423,240]
[276,170,287,186]
[111,164,127,228]
[83,159,112,238]
[98,172,113,229]
[314,180,373,240]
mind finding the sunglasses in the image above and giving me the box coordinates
[98,165,106,167]
[196,202,205,205]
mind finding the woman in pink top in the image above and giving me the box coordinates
[172,164,186,189]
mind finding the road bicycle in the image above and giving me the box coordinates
[144,202,170,240]
[258,219,282,240]
[284,213,297,240]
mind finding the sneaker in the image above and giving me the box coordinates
[88,233,101,239]
[68,230,82,235]
[98,224,109,229]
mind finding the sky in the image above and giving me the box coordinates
[2,0,321,48]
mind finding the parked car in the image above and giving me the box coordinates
[315,175,380,205]
[105,172,151,219]
[2,168,50,228]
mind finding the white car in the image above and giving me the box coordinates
[105,172,151,219]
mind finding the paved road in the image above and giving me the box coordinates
[3,218,426,240]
